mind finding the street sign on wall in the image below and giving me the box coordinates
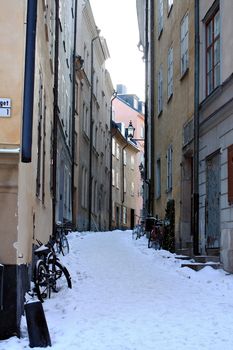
[0,98,11,117]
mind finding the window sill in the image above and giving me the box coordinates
[167,93,173,104]
[158,28,163,40]
[167,4,173,17]
[180,67,189,81]
[157,110,163,118]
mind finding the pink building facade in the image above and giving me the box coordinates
[113,94,145,225]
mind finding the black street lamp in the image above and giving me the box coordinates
[127,120,135,139]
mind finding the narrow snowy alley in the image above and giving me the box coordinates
[2,230,233,350]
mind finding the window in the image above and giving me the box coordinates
[116,143,120,159]
[81,167,88,208]
[206,8,220,95]
[112,168,115,186]
[112,139,116,156]
[131,155,135,170]
[83,103,89,136]
[36,72,46,202]
[123,149,127,165]
[140,126,144,139]
[167,145,173,192]
[156,158,161,198]
[123,207,127,225]
[167,46,173,99]
[168,0,173,13]
[180,13,189,76]
[158,65,163,114]
[124,178,127,193]
[158,0,163,36]
[116,172,119,189]
[131,182,135,196]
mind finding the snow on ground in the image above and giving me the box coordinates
[1,230,233,350]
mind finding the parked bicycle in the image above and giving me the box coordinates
[33,237,72,302]
[148,219,164,249]
[54,221,71,256]
[132,223,145,240]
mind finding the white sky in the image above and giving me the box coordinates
[89,0,145,101]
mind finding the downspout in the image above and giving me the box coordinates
[144,0,149,216]
[88,35,99,231]
[121,142,129,229]
[193,0,200,255]
[52,0,59,236]
[71,0,78,228]
[149,0,155,216]
[109,91,117,230]
[21,0,38,163]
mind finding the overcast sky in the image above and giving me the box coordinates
[89,0,145,101]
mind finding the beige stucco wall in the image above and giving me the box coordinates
[0,154,19,264]
[0,0,25,146]
[0,1,26,265]
[0,0,53,266]
[153,0,195,246]
[17,0,54,263]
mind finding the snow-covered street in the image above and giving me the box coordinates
[2,230,233,350]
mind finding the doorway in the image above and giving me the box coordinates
[205,151,220,249]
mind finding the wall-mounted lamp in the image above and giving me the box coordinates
[127,120,135,139]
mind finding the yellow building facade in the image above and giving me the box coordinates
[153,0,195,250]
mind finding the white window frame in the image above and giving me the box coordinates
[167,46,173,99]
[180,13,189,76]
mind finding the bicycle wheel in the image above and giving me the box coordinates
[60,234,69,256]
[48,260,72,293]
[34,260,50,302]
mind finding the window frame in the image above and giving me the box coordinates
[167,46,173,100]
[180,13,189,77]
[205,6,220,96]
[158,65,163,115]
[158,0,164,37]
[166,145,173,192]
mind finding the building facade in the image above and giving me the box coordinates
[74,0,114,231]
[198,0,233,271]
[113,90,145,223]
[111,122,140,229]
[0,0,54,338]
[151,0,195,250]
[55,0,76,225]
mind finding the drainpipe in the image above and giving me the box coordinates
[121,142,129,229]
[149,0,155,216]
[21,0,38,163]
[88,34,99,231]
[71,0,78,229]
[193,0,200,255]
[109,91,117,230]
[52,0,59,236]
